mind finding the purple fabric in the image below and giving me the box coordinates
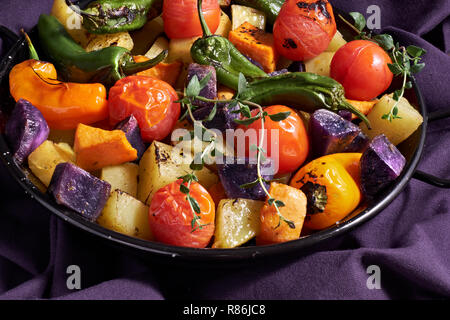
[0,0,449,300]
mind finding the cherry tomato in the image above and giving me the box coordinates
[163,0,221,39]
[238,105,309,175]
[149,179,215,248]
[330,40,394,101]
[108,76,180,142]
[273,0,336,61]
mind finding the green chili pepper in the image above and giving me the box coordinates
[37,14,167,87]
[234,0,285,25]
[190,0,268,91]
[65,0,156,34]
[239,72,372,128]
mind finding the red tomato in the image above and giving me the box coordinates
[108,76,180,142]
[273,0,336,61]
[238,105,309,175]
[330,40,394,101]
[163,0,221,39]
[149,179,215,248]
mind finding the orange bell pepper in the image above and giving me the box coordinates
[9,59,108,130]
[290,153,362,230]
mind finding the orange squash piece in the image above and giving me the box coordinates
[74,124,137,171]
[257,182,307,245]
[347,99,378,120]
[208,182,228,207]
[133,55,183,86]
[228,22,278,73]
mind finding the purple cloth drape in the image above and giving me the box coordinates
[0,0,449,299]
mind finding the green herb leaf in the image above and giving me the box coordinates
[186,75,201,97]
[239,102,252,118]
[180,184,190,194]
[373,34,394,51]
[407,45,426,58]
[393,90,402,101]
[205,103,217,122]
[237,73,248,96]
[240,178,261,189]
[275,200,286,208]
[188,196,201,214]
[349,12,366,31]
[405,81,413,89]
[234,113,261,126]
[268,111,291,122]
[411,63,425,74]
[388,63,403,75]
[198,72,212,90]
[190,152,204,171]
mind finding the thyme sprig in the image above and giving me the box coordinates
[179,73,295,230]
[339,12,426,122]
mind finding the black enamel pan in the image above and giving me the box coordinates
[0,11,449,264]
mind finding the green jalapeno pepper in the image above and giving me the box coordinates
[65,0,156,34]
[190,0,268,91]
[239,72,371,128]
[234,0,285,25]
[37,14,167,87]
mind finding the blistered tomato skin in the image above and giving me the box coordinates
[149,180,215,248]
[163,0,221,39]
[273,0,337,61]
[108,76,180,143]
[330,40,394,101]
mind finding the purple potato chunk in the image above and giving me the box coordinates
[192,102,240,132]
[114,115,146,161]
[288,61,305,73]
[5,99,49,164]
[337,110,353,122]
[217,157,274,201]
[48,162,111,221]
[343,131,370,153]
[309,109,361,157]
[360,134,406,198]
[187,63,217,108]
[245,55,264,71]
[268,69,288,77]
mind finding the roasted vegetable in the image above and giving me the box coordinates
[192,102,240,132]
[234,0,284,25]
[231,4,266,30]
[149,179,215,248]
[51,0,89,47]
[98,189,153,240]
[257,182,307,245]
[360,135,406,197]
[137,141,219,205]
[290,154,362,230]
[144,36,169,59]
[213,198,263,248]
[191,0,268,90]
[48,162,111,221]
[217,157,274,201]
[65,0,156,34]
[84,31,134,52]
[187,63,217,108]
[343,131,370,153]
[9,59,109,130]
[100,163,139,197]
[114,115,146,161]
[360,94,423,146]
[28,140,76,187]
[347,99,378,120]
[325,30,347,52]
[131,15,165,55]
[228,22,278,73]
[5,99,49,164]
[37,14,167,86]
[238,72,371,127]
[304,52,334,77]
[287,61,305,73]
[309,109,362,156]
[74,124,137,171]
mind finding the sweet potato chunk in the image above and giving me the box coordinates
[74,124,137,171]
[228,22,278,73]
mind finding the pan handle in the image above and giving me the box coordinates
[412,110,450,188]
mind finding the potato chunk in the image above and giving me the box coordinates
[231,4,266,30]
[213,199,264,248]
[360,94,423,145]
[28,140,76,187]
[98,190,153,241]
[100,163,139,197]
[326,31,347,52]
[305,52,335,77]
[137,141,219,205]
